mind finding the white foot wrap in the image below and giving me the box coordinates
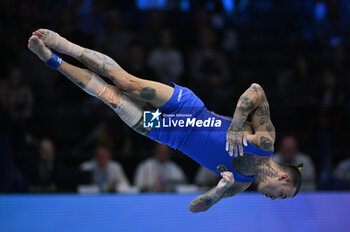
[83,73,107,97]
[115,95,142,127]
[45,30,83,57]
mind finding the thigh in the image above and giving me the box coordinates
[134,78,174,108]
[115,72,174,108]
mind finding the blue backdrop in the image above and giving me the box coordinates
[0,192,349,232]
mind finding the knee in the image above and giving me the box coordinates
[113,71,141,93]
[83,73,107,97]
[99,84,121,109]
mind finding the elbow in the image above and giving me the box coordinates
[251,83,263,91]
[250,83,265,98]
[189,206,204,213]
[188,203,208,213]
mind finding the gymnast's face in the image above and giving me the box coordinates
[256,175,295,200]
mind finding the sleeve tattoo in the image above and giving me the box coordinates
[189,183,248,212]
[231,83,264,128]
[231,83,276,151]
[251,93,276,149]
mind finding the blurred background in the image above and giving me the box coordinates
[1,0,350,231]
[1,0,350,194]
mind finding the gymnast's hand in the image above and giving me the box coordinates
[226,125,248,157]
[218,171,235,190]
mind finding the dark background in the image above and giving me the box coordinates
[1,0,350,192]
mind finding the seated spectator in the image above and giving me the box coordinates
[8,67,33,121]
[134,144,186,192]
[0,135,27,193]
[95,8,135,66]
[188,28,229,84]
[80,145,129,192]
[24,138,64,193]
[273,135,316,191]
[148,29,184,83]
[125,41,155,80]
[334,158,350,189]
[194,166,220,190]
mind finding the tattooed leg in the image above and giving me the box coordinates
[57,62,151,135]
[76,48,174,108]
[28,35,97,93]
[34,29,173,108]
[29,35,152,136]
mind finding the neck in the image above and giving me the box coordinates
[232,153,268,176]
[255,159,280,182]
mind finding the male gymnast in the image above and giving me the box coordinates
[28,29,302,213]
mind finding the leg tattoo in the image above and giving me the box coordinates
[140,87,156,101]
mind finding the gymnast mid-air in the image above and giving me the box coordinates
[28,29,302,213]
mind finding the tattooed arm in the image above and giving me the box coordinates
[250,88,275,152]
[189,172,250,213]
[226,83,265,157]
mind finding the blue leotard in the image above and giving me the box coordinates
[148,83,273,183]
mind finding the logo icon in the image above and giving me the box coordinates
[143,109,161,128]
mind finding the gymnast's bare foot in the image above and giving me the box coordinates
[32,28,83,57]
[27,35,52,62]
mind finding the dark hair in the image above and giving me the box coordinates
[281,163,303,197]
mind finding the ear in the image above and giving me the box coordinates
[278,173,289,181]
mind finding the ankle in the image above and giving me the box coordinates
[42,49,52,62]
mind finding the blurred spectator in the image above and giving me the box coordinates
[134,144,186,192]
[125,41,155,79]
[3,0,350,192]
[6,67,35,149]
[76,0,107,36]
[7,68,33,121]
[189,28,229,83]
[222,29,239,53]
[319,69,345,134]
[194,166,220,190]
[95,8,135,66]
[199,69,233,113]
[0,79,9,114]
[148,29,184,83]
[80,146,129,192]
[139,10,165,50]
[24,138,64,193]
[330,40,346,75]
[334,158,350,189]
[273,135,316,191]
[0,135,27,193]
[57,7,76,37]
[193,9,211,31]
[320,69,343,110]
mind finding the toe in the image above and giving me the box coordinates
[34,29,44,39]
